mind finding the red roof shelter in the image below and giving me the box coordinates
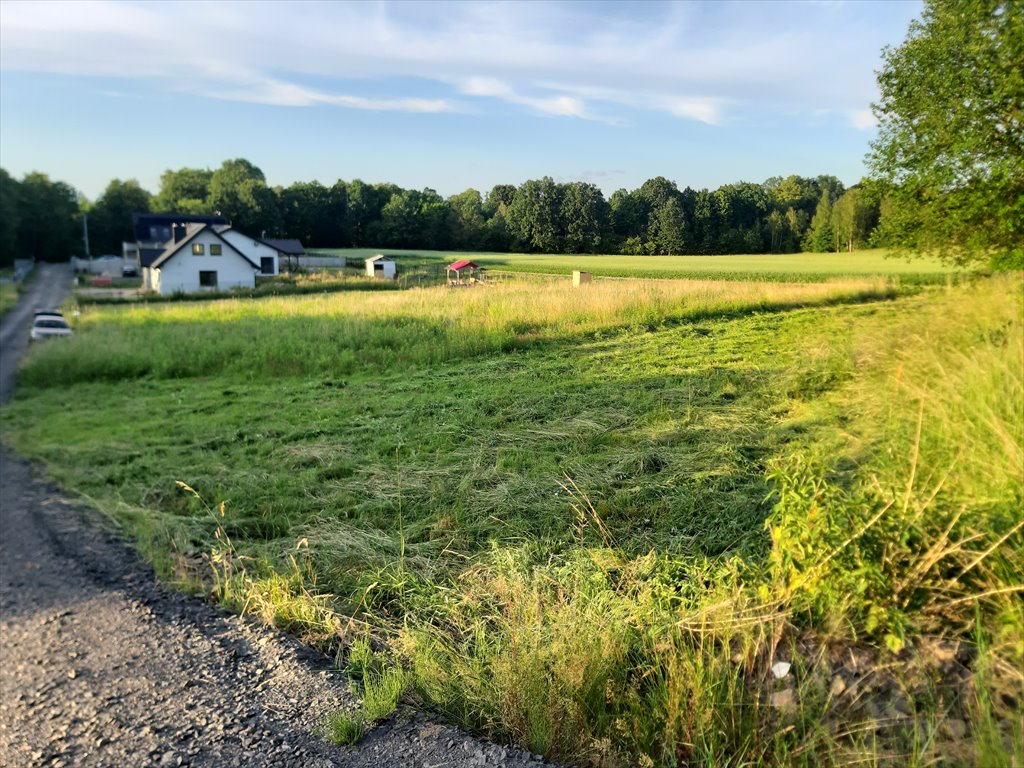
[446,260,484,286]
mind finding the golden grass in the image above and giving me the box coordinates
[85,276,890,334]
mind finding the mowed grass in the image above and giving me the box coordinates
[310,247,959,283]
[2,272,1020,766]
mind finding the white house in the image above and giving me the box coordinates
[217,228,280,276]
[149,224,261,294]
[365,254,396,279]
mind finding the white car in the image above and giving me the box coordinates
[30,312,73,341]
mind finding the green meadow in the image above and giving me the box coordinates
[309,247,958,283]
[2,268,1020,766]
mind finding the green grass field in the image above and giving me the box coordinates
[2,269,1020,766]
[309,247,959,283]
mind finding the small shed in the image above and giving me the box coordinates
[366,254,396,279]
[572,270,592,288]
[447,260,483,286]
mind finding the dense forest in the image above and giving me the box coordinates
[0,161,889,266]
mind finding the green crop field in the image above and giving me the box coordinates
[3,272,1020,766]
[309,247,959,284]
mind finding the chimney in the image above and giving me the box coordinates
[173,224,186,243]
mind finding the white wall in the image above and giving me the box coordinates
[153,230,257,294]
[219,230,279,276]
[72,256,129,275]
[365,259,396,278]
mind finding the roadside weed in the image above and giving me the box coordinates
[361,665,407,723]
[324,710,365,746]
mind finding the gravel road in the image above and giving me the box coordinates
[0,266,548,767]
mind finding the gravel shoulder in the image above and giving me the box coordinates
[0,266,548,768]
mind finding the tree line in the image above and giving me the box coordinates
[0,159,893,266]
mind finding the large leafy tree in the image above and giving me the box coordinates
[832,184,881,252]
[804,190,837,253]
[88,178,152,254]
[868,0,1024,265]
[560,182,608,254]
[506,177,565,252]
[418,188,453,250]
[652,197,687,255]
[152,167,213,214]
[208,159,280,235]
[345,180,382,246]
[0,169,20,267]
[608,189,648,245]
[449,189,487,250]
[377,189,423,248]
[277,181,343,246]
[16,172,80,261]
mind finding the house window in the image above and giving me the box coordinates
[210,244,222,255]
[192,243,205,255]
[260,257,275,274]
[199,270,217,287]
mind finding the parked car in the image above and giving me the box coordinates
[30,312,72,341]
[122,263,139,277]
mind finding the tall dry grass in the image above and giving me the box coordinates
[25,277,891,386]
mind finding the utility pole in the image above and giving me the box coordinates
[82,214,91,261]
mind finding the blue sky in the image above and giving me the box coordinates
[0,0,922,201]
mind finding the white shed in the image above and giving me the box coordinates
[365,254,396,279]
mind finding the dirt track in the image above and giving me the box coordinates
[0,266,546,767]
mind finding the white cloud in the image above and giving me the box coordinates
[458,77,599,121]
[460,77,514,99]
[207,77,451,112]
[0,0,918,123]
[850,109,878,131]
[660,98,723,125]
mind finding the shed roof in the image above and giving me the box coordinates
[447,260,479,270]
[263,238,305,255]
[366,254,392,263]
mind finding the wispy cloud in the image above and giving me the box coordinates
[206,77,452,112]
[459,77,600,121]
[849,109,878,131]
[0,0,916,124]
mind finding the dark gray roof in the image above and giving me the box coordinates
[131,213,228,242]
[139,247,166,268]
[263,238,305,255]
